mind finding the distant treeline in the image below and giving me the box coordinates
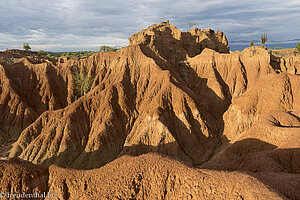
[37,45,119,58]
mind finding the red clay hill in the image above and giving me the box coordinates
[0,21,299,199]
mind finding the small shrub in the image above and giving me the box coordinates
[296,43,300,52]
[250,40,254,47]
[23,43,31,51]
[73,68,94,97]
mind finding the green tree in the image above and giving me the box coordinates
[250,40,254,47]
[99,45,118,52]
[296,43,300,52]
[73,69,94,97]
[23,43,31,51]
[261,33,268,47]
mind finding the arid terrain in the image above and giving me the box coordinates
[0,21,300,199]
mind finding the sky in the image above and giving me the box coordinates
[0,0,299,51]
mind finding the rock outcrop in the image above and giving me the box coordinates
[9,44,219,168]
[271,48,300,74]
[0,21,300,199]
[0,153,291,200]
[0,50,75,157]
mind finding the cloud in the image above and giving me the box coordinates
[0,0,299,51]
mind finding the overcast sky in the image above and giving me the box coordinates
[0,0,299,51]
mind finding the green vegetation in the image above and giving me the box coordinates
[99,45,118,52]
[296,43,300,52]
[250,40,254,47]
[38,50,47,55]
[33,45,118,59]
[47,51,97,58]
[275,47,283,50]
[23,43,31,51]
[73,68,94,98]
[261,33,268,47]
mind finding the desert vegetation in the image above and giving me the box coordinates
[35,45,119,59]
[249,40,254,47]
[38,50,47,55]
[47,51,97,58]
[99,45,118,52]
[261,33,268,47]
[23,43,31,51]
[72,67,94,99]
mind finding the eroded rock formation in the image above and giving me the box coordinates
[0,21,299,199]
